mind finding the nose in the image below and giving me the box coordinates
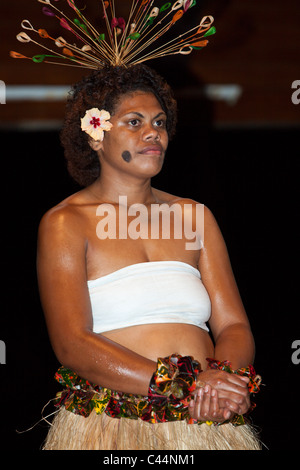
[142,123,160,141]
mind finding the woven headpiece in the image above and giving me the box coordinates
[10,0,215,69]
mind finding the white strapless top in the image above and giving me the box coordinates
[87,261,211,333]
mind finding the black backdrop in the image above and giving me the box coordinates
[1,115,299,452]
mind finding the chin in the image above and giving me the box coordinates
[138,161,163,178]
[136,154,164,173]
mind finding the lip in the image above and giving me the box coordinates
[139,145,163,155]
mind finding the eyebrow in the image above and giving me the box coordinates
[122,111,166,119]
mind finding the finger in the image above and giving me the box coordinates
[219,394,251,416]
[201,384,214,419]
[188,398,196,419]
[211,388,221,417]
[211,389,224,421]
[188,393,199,419]
[210,370,249,391]
[218,397,240,414]
[226,374,250,390]
[223,408,233,421]
[210,390,232,423]
[211,388,218,413]
[239,375,250,383]
[194,385,210,420]
[192,386,204,420]
[215,381,250,403]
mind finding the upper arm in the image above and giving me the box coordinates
[199,206,251,341]
[37,206,92,363]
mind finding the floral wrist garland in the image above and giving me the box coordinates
[147,355,202,421]
[149,354,202,399]
[53,355,261,426]
[54,354,201,424]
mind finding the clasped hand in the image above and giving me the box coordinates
[188,369,251,423]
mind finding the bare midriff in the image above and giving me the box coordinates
[101,323,214,367]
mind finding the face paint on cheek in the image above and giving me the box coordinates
[121,150,132,163]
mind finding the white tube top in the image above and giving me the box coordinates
[87,261,211,334]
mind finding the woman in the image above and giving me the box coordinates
[37,64,261,450]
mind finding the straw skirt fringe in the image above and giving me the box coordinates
[43,408,261,450]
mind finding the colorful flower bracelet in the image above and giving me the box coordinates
[53,355,261,426]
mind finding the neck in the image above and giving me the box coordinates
[90,172,157,206]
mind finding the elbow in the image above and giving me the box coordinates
[217,322,255,355]
[53,343,74,369]
[50,328,92,371]
[233,321,255,339]
[216,321,254,340]
[51,340,76,370]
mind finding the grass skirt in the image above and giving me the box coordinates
[43,407,262,450]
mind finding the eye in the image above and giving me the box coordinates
[128,118,140,127]
[154,119,166,128]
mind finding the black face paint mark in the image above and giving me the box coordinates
[121,150,132,163]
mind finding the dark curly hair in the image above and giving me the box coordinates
[60,64,178,187]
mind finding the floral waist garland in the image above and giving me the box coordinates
[54,355,261,426]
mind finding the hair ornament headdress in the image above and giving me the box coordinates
[10,0,216,69]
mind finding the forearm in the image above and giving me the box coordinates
[213,323,255,369]
[54,329,156,396]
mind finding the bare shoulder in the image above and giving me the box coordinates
[152,187,205,208]
[39,202,76,237]
[37,196,89,281]
[203,205,219,227]
[152,188,219,226]
[38,189,89,244]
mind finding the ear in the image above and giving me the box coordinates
[88,138,103,152]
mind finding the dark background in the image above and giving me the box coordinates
[1,124,299,452]
[0,0,299,453]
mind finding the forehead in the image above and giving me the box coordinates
[113,91,164,116]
